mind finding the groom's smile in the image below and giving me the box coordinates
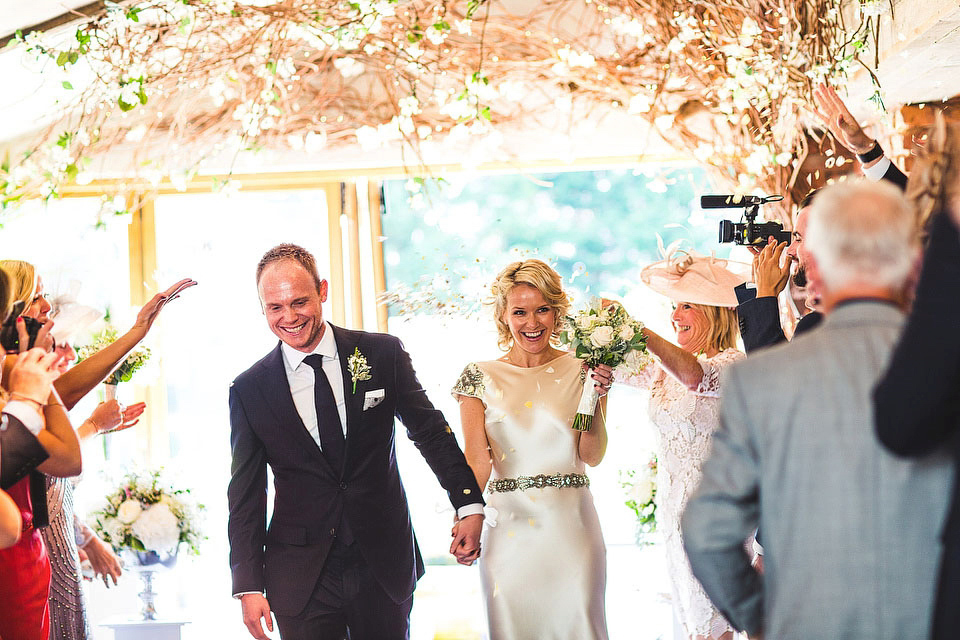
[258,259,328,353]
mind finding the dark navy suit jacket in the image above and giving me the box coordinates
[227,325,482,616]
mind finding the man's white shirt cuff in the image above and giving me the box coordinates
[861,156,891,182]
[457,503,484,519]
[233,591,262,599]
[3,401,44,435]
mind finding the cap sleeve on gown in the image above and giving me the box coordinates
[452,362,487,405]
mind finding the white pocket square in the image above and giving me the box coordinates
[363,389,385,410]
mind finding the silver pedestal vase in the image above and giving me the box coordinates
[123,548,178,620]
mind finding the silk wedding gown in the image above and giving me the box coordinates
[453,352,608,640]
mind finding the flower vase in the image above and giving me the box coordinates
[104,383,118,403]
[123,548,178,620]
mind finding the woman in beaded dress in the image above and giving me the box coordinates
[615,251,748,640]
[43,394,142,640]
[452,259,614,640]
[2,260,194,639]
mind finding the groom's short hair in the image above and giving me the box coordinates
[257,243,324,293]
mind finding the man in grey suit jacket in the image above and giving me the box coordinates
[682,179,954,639]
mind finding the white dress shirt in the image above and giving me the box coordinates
[280,322,347,448]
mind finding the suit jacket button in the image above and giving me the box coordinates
[339,482,347,491]
[330,528,336,537]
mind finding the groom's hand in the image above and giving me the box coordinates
[450,514,483,565]
[240,593,274,639]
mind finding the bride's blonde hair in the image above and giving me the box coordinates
[490,259,570,351]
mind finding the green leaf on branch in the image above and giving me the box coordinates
[480,106,491,121]
[62,81,73,90]
[56,51,69,66]
[126,7,142,22]
[118,97,136,112]
[68,51,78,64]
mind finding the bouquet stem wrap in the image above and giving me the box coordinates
[573,367,600,431]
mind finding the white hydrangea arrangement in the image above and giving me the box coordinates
[89,470,204,555]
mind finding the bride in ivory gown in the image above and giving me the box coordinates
[452,259,613,640]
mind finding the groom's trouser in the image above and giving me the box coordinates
[274,538,413,640]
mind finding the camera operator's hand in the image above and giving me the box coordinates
[812,83,875,156]
[753,238,791,298]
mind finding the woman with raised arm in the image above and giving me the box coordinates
[452,259,613,640]
[616,250,747,640]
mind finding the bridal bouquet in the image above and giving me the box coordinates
[559,299,652,431]
[89,470,204,555]
[76,326,151,385]
[620,455,658,543]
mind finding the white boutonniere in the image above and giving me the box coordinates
[347,347,372,393]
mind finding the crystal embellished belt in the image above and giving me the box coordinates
[488,472,590,493]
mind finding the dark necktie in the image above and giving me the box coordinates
[303,354,345,474]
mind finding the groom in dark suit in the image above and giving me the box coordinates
[228,244,484,640]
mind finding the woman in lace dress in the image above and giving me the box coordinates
[617,251,749,640]
[452,259,614,640]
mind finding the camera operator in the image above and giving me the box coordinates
[734,190,824,353]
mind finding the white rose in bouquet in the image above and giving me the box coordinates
[618,324,635,341]
[117,499,143,524]
[132,503,181,552]
[576,314,595,329]
[624,348,652,373]
[589,325,615,348]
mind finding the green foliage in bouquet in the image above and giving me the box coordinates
[89,469,204,555]
[76,327,151,385]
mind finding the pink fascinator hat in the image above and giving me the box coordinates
[640,241,752,308]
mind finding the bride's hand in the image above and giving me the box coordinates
[588,363,614,396]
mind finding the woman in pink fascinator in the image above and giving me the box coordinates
[615,246,750,640]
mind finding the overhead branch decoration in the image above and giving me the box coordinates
[2,0,870,217]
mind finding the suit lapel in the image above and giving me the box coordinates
[260,343,336,477]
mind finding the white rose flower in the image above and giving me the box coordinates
[618,325,635,341]
[117,499,143,524]
[632,479,655,505]
[624,349,653,373]
[132,503,181,552]
[590,326,615,348]
[576,314,594,329]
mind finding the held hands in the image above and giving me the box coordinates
[812,83,875,155]
[752,238,791,298]
[450,514,483,566]
[240,593,274,640]
[132,278,197,336]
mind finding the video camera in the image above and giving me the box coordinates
[701,194,790,247]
